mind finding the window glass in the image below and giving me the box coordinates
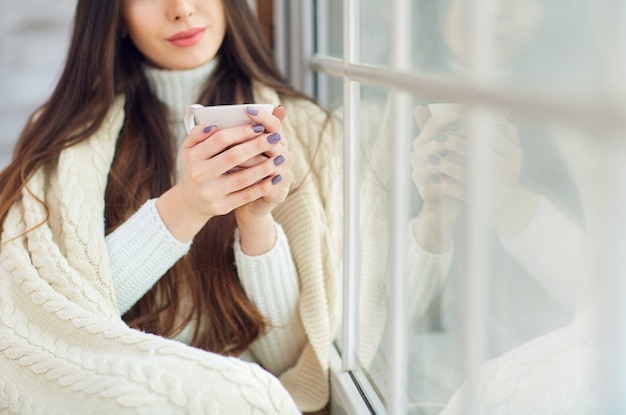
[411,0,598,97]
[357,92,620,412]
[360,1,390,66]
[312,0,626,413]
[314,72,343,113]
[314,0,343,59]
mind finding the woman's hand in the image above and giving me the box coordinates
[234,106,293,222]
[155,108,287,243]
[233,106,295,255]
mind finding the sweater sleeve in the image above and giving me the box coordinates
[233,223,306,376]
[499,195,584,309]
[106,198,192,314]
[407,218,455,325]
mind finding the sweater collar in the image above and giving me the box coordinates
[144,60,217,139]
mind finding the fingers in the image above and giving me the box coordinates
[414,114,465,148]
[272,105,287,123]
[247,105,284,133]
[222,149,294,208]
[182,124,219,150]
[211,131,283,174]
[247,105,288,158]
[414,105,430,130]
[488,123,520,157]
[185,120,272,161]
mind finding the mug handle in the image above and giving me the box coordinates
[183,104,205,134]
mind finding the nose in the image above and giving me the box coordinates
[169,0,195,21]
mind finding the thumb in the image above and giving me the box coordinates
[272,105,287,123]
[414,105,430,130]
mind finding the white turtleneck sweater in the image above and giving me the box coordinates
[104,60,305,375]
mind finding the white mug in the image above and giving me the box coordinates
[183,103,275,134]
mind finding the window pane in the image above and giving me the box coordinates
[360,1,390,66]
[315,0,343,58]
[314,71,343,112]
[357,90,622,411]
[412,0,599,97]
[315,0,626,413]
[357,85,416,408]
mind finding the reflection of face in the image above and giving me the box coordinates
[443,0,542,66]
[122,0,227,70]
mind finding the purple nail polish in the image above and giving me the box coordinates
[267,132,281,144]
[252,124,265,133]
[274,155,285,166]
[271,174,283,185]
[435,133,447,143]
[203,125,216,134]
[247,106,259,115]
[429,173,441,183]
[428,154,440,165]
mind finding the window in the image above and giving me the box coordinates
[288,0,626,413]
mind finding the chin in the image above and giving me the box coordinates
[163,57,215,71]
[176,53,217,71]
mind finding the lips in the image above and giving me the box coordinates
[166,27,206,47]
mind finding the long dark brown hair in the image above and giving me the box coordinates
[0,0,322,355]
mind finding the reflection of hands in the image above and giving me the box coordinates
[486,122,524,213]
[485,121,538,238]
[411,104,537,242]
[411,105,466,208]
[410,105,465,252]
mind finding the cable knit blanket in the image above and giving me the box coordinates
[0,96,318,414]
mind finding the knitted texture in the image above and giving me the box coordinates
[144,59,217,131]
[253,85,342,412]
[0,97,302,414]
[106,198,192,314]
[234,224,307,376]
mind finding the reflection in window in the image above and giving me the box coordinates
[313,0,626,413]
[353,0,609,414]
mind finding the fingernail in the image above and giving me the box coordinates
[252,124,265,133]
[429,173,441,183]
[435,133,447,143]
[428,154,440,165]
[267,132,281,144]
[274,155,285,166]
[446,123,461,132]
[271,174,283,185]
[203,125,216,134]
[247,106,259,115]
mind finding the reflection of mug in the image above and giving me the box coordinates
[427,103,464,117]
[183,103,275,134]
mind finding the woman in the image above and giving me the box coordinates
[0,1,340,414]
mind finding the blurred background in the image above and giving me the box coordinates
[0,0,76,169]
